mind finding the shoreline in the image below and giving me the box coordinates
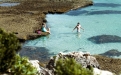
[1,0,121,74]
[0,0,93,42]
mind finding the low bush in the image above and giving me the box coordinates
[0,28,38,75]
[10,54,38,75]
[0,28,21,72]
[55,58,93,75]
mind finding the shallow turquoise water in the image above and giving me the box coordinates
[23,0,121,56]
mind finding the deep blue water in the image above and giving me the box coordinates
[22,0,121,58]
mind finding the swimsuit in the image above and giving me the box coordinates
[42,27,47,32]
[77,29,80,32]
[77,25,81,32]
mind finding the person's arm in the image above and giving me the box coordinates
[81,27,84,32]
[72,26,77,32]
[81,27,84,30]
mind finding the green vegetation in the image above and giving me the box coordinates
[0,28,38,75]
[0,28,21,72]
[10,54,38,75]
[0,28,93,75]
[55,58,93,75]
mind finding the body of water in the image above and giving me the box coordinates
[0,3,19,7]
[0,0,19,7]
[23,0,121,57]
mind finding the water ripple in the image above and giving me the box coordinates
[93,3,121,8]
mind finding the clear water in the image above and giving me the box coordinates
[23,0,121,56]
[0,3,20,7]
[0,0,19,7]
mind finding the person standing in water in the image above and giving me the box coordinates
[41,22,51,34]
[72,22,84,33]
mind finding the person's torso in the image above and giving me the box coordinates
[77,25,81,29]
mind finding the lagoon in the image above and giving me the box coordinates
[22,0,121,58]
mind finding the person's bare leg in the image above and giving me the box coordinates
[47,28,51,34]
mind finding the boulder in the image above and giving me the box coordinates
[29,60,52,75]
[93,68,114,75]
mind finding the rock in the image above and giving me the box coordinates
[46,51,100,71]
[29,60,41,74]
[88,35,121,44]
[93,68,114,75]
[99,49,121,57]
[28,52,117,75]
[29,60,52,75]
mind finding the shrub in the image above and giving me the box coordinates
[0,28,21,72]
[0,28,38,74]
[10,54,38,75]
[55,58,93,75]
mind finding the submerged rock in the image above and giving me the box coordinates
[99,49,121,57]
[19,46,50,62]
[88,35,121,44]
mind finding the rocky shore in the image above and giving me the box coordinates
[19,46,121,75]
[29,52,116,75]
[1,0,121,75]
[0,0,93,41]
[94,55,121,75]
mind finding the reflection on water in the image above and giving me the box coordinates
[31,35,50,47]
[76,32,81,38]
[41,35,50,47]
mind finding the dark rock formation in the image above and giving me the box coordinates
[88,35,121,44]
[99,49,121,57]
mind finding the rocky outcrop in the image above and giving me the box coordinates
[93,68,114,75]
[46,51,100,73]
[99,49,121,57]
[29,60,52,75]
[28,52,115,75]
[88,35,121,44]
